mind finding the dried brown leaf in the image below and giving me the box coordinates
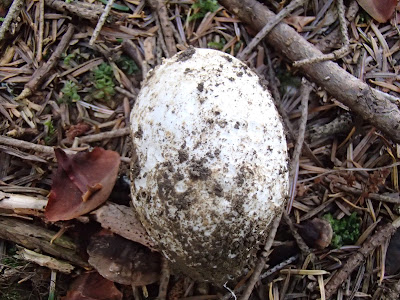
[284,16,315,32]
[45,148,120,221]
[356,0,397,23]
[62,272,122,300]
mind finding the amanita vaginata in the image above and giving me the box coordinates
[130,48,289,285]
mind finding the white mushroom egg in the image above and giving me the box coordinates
[130,48,288,284]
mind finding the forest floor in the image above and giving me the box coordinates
[1,0,400,299]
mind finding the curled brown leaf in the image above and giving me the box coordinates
[45,148,120,221]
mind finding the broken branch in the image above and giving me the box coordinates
[0,216,89,268]
[324,216,400,298]
[219,0,400,143]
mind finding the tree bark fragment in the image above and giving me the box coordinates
[0,216,89,268]
[44,0,103,22]
[148,0,177,57]
[218,0,400,143]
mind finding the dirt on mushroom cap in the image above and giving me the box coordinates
[130,48,289,284]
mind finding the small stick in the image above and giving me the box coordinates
[293,46,351,67]
[237,0,305,60]
[44,0,103,22]
[293,0,350,67]
[115,86,137,100]
[48,270,57,300]
[324,216,400,298]
[0,0,24,42]
[219,0,400,143]
[0,135,75,156]
[287,79,313,213]
[0,216,89,267]
[148,0,177,57]
[282,210,311,257]
[132,285,142,300]
[77,127,130,143]
[17,248,74,274]
[336,0,350,46]
[89,0,115,45]
[0,134,129,162]
[260,255,298,281]
[157,257,170,300]
[154,15,170,58]
[36,0,45,62]
[325,178,400,204]
[16,23,75,100]
[240,212,282,300]
[0,191,47,211]
[221,255,298,300]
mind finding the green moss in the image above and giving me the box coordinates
[92,63,116,102]
[1,248,24,269]
[208,37,226,50]
[116,55,139,75]
[189,0,219,21]
[323,212,361,248]
[43,119,56,145]
[232,41,242,55]
[62,49,91,66]
[60,80,80,104]
[63,53,76,66]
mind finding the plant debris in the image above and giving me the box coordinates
[1,0,400,298]
[45,148,120,221]
[87,230,162,286]
[356,0,397,23]
[62,271,123,300]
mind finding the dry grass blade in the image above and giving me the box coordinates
[287,78,313,213]
[280,269,329,275]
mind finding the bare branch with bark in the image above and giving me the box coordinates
[219,0,400,143]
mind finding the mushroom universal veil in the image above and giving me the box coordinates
[130,48,289,284]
